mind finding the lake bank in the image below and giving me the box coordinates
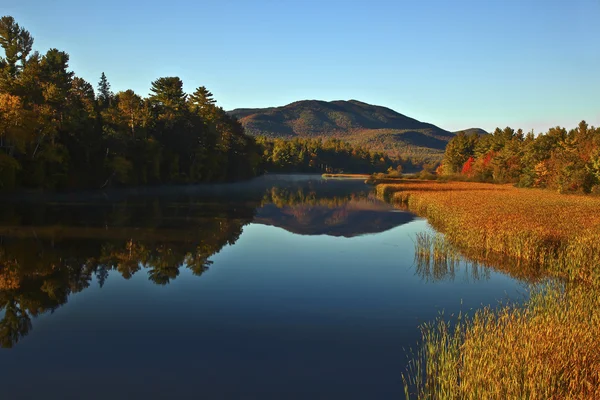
[321,173,372,179]
[376,180,600,284]
[376,180,600,398]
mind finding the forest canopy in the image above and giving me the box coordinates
[0,16,262,190]
[440,122,600,193]
[6,15,595,193]
[256,136,417,174]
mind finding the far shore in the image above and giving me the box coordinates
[321,173,372,179]
[0,173,365,203]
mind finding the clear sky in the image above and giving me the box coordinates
[5,0,600,132]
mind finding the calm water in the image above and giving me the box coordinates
[0,175,526,399]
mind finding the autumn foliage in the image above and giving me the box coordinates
[0,16,261,190]
[443,123,600,193]
[461,156,474,176]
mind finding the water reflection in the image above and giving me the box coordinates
[258,187,414,237]
[414,255,493,283]
[0,176,412,348]
[412,231,546,284]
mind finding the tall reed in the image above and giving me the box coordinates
[402,284,600,399]
[378,181,600,285]
[381,181,600,398]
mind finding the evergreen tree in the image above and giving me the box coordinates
[0,16,33,78]
[149,76,187,120]
[188,86,216,111]
[97,72,112,107]
[116,89,142,137]
[443,132,477,173]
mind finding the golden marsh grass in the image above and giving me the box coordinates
[377,180,600,285]
[402,284,600,399]
[378,181,600,398]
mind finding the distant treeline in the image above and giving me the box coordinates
[256,136,421,174]
[0,16,261,190]
[441,121,600,193]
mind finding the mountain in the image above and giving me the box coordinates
[229,100,480,159]
[455,128,488,136]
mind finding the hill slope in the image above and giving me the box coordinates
[229,100,479,160]
[454,128,488,136]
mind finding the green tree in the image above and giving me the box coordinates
[149,76,187,122]
[0,16,265,190]
[0,16,33,79]
[443,132,477,173]
[116,89,142,137]
[188,85,216,113]
[97,72,113,108]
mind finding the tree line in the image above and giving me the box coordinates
[440,121,600,193]
[257,136,418,174]
[0,16,422,191]
[0,16,261,190]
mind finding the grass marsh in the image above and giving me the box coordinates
[377,181,600,285]
[380,181,600,399]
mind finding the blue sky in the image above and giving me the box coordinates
[5,0,600,132]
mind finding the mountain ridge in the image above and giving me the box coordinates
[228,100,486,159]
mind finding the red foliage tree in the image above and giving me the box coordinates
[482,151,495,167]
[462,156,475,176]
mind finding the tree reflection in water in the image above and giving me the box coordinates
[0,178,413,348]
[0,197,257,348]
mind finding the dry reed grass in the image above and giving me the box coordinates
[403,284,600,399]
[381,181,600,399]
[377,181,600,285]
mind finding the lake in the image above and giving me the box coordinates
[0,175,527,399]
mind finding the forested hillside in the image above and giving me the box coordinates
[0,16,261,190]
[256,137,423,174]
[230,100,484,159]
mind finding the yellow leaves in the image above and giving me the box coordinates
[0,93,39,152]
[41,83,63,105]
[0,93,23,122]
[0,264,20,290]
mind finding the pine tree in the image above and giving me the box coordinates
[116,89,142,137]
[149,77,187,121]
[0,16,33,78]
[188,86,216,110]
[97,72,113,107]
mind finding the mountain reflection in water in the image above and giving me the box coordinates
[0,175,412,348]
[257,187,413,237]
